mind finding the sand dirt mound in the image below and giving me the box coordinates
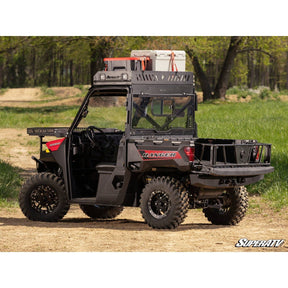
[0,87,83,107]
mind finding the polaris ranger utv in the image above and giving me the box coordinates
[19,50,274,229]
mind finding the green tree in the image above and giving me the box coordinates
[185,36,288,101]
[185,36,243,100]
[2,36,288,94]
[88,36,119,85]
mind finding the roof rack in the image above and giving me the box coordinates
[131,71,194,95]
[93,70,194,94]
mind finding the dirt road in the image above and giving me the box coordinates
[0,88,287,252]
[1,198,288,252]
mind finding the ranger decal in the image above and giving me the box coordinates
[138,150,181,161]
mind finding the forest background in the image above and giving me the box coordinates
[1,36,288,100]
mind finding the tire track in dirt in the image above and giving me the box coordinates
[0,203,288,252]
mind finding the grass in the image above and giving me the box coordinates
[39,85,89,100]
[40,86,55,97]
[0,88,8,95]
[196,100,288,210]
[0,86,89,129]
[0,160,22,206]
[79,106,127,130]
[226,85,288,101]
[0,105,127,130]
[0,106,80,128]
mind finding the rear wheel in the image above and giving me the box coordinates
[140,176,189,229]
[79,205,123,219]
[19,173,70,222]
[203,186,248,225]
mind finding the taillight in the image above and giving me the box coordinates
[256,147,260,161]
[184,146,195,162]
[252,146,260,162]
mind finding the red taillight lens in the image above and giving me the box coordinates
[256,147,260,161]
[184,146,195,162]
[252,146,260,161]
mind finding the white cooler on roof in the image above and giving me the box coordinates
[130,50,186,71]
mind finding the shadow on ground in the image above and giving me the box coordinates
[0,215,229,232]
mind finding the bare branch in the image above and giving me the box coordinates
[237,48,274,59]
[0,37,30,54]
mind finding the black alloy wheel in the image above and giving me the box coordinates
[19,173,70,222]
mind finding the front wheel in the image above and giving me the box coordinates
[140,177,189,229]
[19,173,70,222]
[203,186,248,225]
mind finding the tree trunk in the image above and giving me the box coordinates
[89,43,99,86]
[89,37,118,85]
[269,56,279,91]
[45,45,54,87]
[89,39,108,86]
[69,60,74,86]
[247,51,255,88]
[17,50,26,87]
[0,57,3,88]
[214,36,243,100]
[6,53,17,88]
[186,48,213,101]
[47,59,52,88]
[31,47,36,87]
[59,50,64,87]
[52,54,57,87]
[286,51,288,90]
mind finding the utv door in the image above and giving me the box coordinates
[65,86,131,205]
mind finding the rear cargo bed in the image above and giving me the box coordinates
[194,138,272,171]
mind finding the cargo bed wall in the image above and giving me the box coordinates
[194,139,272,166]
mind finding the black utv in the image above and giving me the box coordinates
[19,52,274,229]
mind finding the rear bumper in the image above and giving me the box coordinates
[209,166,274,176]
[190,165,274,189]
[190,174,264,189]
